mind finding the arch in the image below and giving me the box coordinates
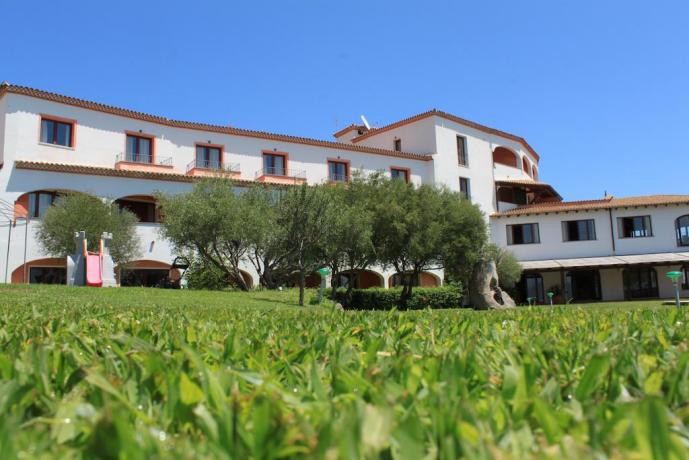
[531,165,539,180]
[676,215,689,246]
[388,271,441,288]
[337,269,384,289]
[492,147,518,168]
[11,257,66,284]
[14,189,76,220]
[522,156,531,175]
[114,195,160,223]
[118,259,181,287]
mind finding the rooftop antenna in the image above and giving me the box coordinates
[360,115,371,130]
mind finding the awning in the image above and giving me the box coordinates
[520,252,689,271]
[494,179,562,201]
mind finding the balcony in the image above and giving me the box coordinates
[115,153,174,173]
[186,159,241,178]
[255,167,306,185]
[327,173,350,184]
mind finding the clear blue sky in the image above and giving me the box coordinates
[2,0,687,200]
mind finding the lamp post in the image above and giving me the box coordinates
[666,271,682,308]
[316,267,331,303]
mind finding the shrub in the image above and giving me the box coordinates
[329,284,463,310]
[185,259,231,291]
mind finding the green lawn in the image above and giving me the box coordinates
[0,285,687,458]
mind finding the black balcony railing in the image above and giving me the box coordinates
[328,173,350,183]
[255,167,306,179]
[186,159,240,173]
[116,153,172,166]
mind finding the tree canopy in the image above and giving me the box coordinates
[36,192,140,264]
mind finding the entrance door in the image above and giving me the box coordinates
[623,267,659,299]
[518,274,544,303]
[566,270,602,302]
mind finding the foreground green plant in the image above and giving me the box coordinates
[0,285,687,458]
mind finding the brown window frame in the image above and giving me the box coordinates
[507,223,540,245]
[457,135,468,166]
[390,166,410,183]
[125,132,156,164]
[39,115,75,148]
[459,177,470,200]
[327,159,350,182]
[393,138,402,152]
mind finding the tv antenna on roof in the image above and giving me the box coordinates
[360,115,371,130]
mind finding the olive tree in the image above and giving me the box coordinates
[157,179,252,291]
[36,192,140,264]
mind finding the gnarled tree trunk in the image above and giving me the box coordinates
[469,260,515,310]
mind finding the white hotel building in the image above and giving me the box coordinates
[0,83,688,302]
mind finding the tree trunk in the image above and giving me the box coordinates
[298,270,306,306]
[398,273,414,309]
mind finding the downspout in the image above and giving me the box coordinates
[608,208,616,256]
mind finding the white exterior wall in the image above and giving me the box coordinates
[0,97,6,166]
[0,93,437,285]
[1,93,432,186]
[355,117,438,155]
[490,205,689,261]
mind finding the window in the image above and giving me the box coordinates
[676,215,689,246]
[457,136,467,166]
[393,138,402,152]
[29,267,66,285]
[40,117,74,147]
[390,167,409,183]
[196,145,222,169]
[507,223,540,245]
[459,177,470,200]
[28,191,57,218]
[682,266,689,290]
[328,160,349,182]
[126,134,153,163]
[263,153,286,176]
[623,267,659,299]
[562,219,596,242]
[117,199,157,223]
[618,216,652,238]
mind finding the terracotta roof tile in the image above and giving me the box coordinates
[351,109,541,161]
[492,195,689,217]
[0,83,432,162]
[13,160,259,185]
[333,124,367,138]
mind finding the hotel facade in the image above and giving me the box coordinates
[0,83,687,302]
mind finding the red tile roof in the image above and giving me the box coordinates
[351,109,541,161]
[333,124,367,138]
[13,160,258,185]
[492,195,689,217]
[0,83,432,162]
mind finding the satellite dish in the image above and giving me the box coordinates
[360,115,371,130]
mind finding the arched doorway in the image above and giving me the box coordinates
[493,147,518,168]
[118,260,180,287]
[114,195,160,223]
[11,257,66,284]
[337,269,384,289]
[532,165,539,180]
[522,157,531,175]
[388,271,441,288]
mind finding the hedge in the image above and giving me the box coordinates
[329,284,464,310]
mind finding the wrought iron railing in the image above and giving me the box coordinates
[255,167,306,179]
[186,159,240,173]
[328,173,350,183]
